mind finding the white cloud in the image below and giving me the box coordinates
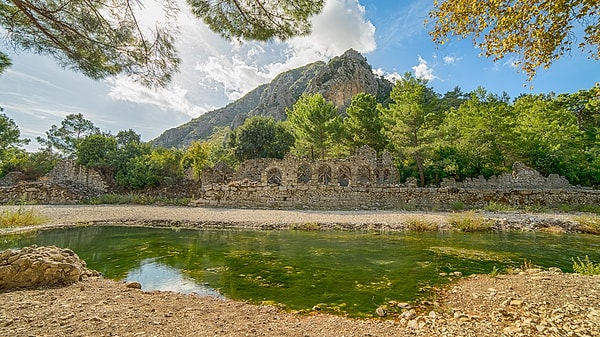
[373,68,402,84]
[412,56,438,81]
[443,56,462,64]
[108,0,377,114]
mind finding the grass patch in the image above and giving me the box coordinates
[405,217,438,231]
[483,201,516,212]
[559,204,600,214]
[80,193,191,206]
[574,215,600,234]
[450,201,464,211]
[290,222,320,231]
[572,256,600,275]
[448,211,493,232]
[0,207,46,228]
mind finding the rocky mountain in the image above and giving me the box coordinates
[151,49,393,149]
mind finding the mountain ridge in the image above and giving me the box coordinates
[151,49,393,148]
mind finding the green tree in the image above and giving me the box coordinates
[381,73,441,186]
[116,147,183,189]
[182,140,212,181]
[343,93,388,153]
[286,93,343,159]
[429,0,600,80]
[76,134,117,172]
[441,88,514,179]
[1,0,323,85]
[36,113,99,158]
[0,113,29,176]
[229,116,294,161]
[512,94,583,182]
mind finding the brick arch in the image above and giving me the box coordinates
[338,165,351,187]
[356,165,371,185]
[265,167,283,185]
[296,163,312,184]
[317,164,332,185]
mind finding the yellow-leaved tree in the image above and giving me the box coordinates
[429,0,599,80]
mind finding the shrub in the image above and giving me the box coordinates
[575,215,600,234]
[0,207,45,228]
[405,217,438,231]
[572,256,600,275]
[448,211,492,232]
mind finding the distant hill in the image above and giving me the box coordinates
[151,49,393,149]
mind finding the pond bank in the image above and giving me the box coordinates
[0,204,586,235]
[1,205,599,336]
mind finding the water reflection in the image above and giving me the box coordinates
[125,258,224,298]
[2,226,599,317]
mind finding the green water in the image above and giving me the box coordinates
[2,226,599,317]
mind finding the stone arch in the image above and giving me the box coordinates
[296,163,312,184]
[317,164,332,185]
[266,167,282,185]
[338,166,351,187]
[356,165,371,185]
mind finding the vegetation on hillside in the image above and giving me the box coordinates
[1,77,599,190]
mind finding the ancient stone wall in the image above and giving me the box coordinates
[192,148,599,210]
[0,182,88,204]
[46,160,108,194]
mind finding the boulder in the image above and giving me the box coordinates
[0,245,100,290]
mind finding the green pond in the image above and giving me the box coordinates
[2,226,599,317]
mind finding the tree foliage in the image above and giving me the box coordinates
[182,140,211,181]
[0,113,29,177]
[187,0,323,41]
[429,0,600,80]
[286,93,342,160]
[0,0,323,85]
[229,116,294,161]
[381,73,441,186]
[0,0,180,86]
[37,113,100,158]
[343,93,388,154]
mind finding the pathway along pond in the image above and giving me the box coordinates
[2,226,600,317]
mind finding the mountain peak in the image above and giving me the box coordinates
[152,50,393,148]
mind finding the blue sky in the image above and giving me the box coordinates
[2,0,598,151]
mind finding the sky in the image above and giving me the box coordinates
[1,0,599,152]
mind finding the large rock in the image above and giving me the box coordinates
[0,245,100,290]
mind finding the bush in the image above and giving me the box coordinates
[405,217,438,231]
[575,215,600,234]
[484,202,515,212]
[0,207,45,228]
[448,211,493,232]
[572,256,600,275]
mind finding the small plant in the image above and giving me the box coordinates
[521,258,534,271]
[448,211,492,232]
[489,266,501,277]
[484,201,515,212]
[574,215,600,235]
[0,207,46,228]
[405,218,438,232]
[524,203,549,213]
[572,256,600,275]
[450,201,464,211]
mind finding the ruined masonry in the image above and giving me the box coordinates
[192,146,600,210]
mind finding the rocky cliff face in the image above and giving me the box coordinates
[152,49,393,149]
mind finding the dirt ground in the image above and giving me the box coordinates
[1,205,599,336]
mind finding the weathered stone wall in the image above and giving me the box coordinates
[192,149,599,210]
[46,160,108,194]
[0,245,99,290]
[0,182,90,204]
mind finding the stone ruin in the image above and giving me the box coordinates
[441,162,574,190]
[193,146,599,210]
[203,145,399,187]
